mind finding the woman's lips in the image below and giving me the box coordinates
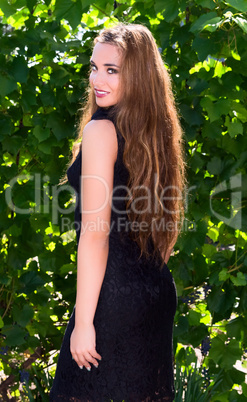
[95,89,110,98]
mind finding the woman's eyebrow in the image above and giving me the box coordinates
[90,59,120,68]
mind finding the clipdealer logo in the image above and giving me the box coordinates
[4,172,243,231]
[210,173,242,230]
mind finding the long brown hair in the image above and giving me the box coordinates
[60,22,186,267]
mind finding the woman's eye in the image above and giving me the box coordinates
[90,65,97,71]
[108,68,117,74]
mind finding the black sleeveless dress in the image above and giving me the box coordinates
[50,107,177,402]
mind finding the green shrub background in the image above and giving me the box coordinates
[0,0,247,400]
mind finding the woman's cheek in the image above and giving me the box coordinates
[89,72,94,85]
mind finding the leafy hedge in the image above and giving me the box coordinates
[0,0,247,400]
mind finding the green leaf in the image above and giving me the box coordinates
[190,152,205,172]
[194,254,208,284]
[156,22,172,50]
[207,156,224,175]
[207,227,219,242]
[202,244,217,258]
[225,0,247,13]
[209,337,242,369]
[46,112,74,140]
[230,272,247,286]
[185,324,208,347]
[176,346,197,367]
[80,0,93,11]
[0,316,4,329]
[161,0,180,22]
[242,382,247,397]
[154,0,166,13]
[0,275,12,286]
[232,102,247,123]
[177,223,207,254]
[13,304,34,327]
[39,84,56,107]
[200,97,231,122]
[2,134,23,153]
[207,287,235,314]
[19,271,45,294]
[221,340,243,370]
[197,0,216,9]
[202,121,221,139]
[219,268,230,282]
[0,115,12,139]
[188,310,201,326]
[239,286,247,311]
[27,321,47,337]
[225,117,243,137]
[180,104,204,126]
[60,263,76,274]
[23,113,33,126]
[3,325,27,346]
[31,287,50,306]
[22,89,37,112]
[0,0,16,18]
[226,317,245,338]
[190,12,221,33]
[50,67,70,87]
[219,369,245,393]
[192,36,220,62]
[233,16,247,33]
[0,72,17,98]
[208,336,225,364]
[26,0,37,12]
[33,126,51,142]
[37,138,56,154]
[11,57,29,84]
[54,0,83,30]
[174,316,189,337]
[214,60,232,78]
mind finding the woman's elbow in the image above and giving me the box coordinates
[79,231,109,249]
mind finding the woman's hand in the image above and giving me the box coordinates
[70,323,102,370]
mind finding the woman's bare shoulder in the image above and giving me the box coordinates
[82,119,118,164]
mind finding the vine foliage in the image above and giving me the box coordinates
[0,0,247,400]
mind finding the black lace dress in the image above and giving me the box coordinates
[49,107,177,402]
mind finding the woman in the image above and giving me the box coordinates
[50,22,186,401]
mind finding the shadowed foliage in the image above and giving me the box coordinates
[0,0,247,400]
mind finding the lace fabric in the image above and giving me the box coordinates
[50,107,177,402]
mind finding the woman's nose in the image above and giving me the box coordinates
[92,71,105,87]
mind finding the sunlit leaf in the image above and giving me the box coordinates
[0,0,15,18]
[224,0,247,13]
[189,12,221,33]
[54,0,83,30]
[233,16,247,33]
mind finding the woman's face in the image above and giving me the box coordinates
[90,42,122,108]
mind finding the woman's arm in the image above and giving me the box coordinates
[70,118,118,370]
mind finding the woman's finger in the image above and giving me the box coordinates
[74,353,88,369]
[72,350,101,370]
[84,351,99,367]
[90,349,102,361]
